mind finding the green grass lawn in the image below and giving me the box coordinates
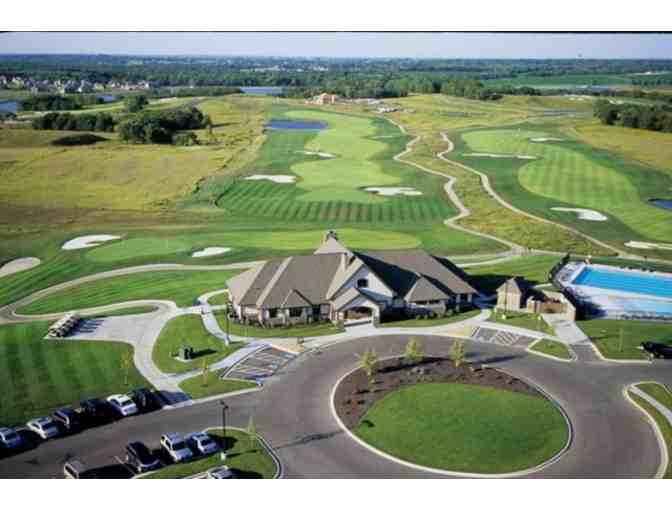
[452,127,672,257]
[153,314,243,374]
[529,339,572,360]
[143,428,277,479]
[83,305,158,318]
[353,382,568,474]
[207,292,229,306]
[179,370,257,399]
[578,319,672,360]
[215,312,343,338]
[379,308,481,328]
[18,269,241,315]
[0,321,150,426]
[464,254,562,294]
[628,389,672,478]
[637,383,672,410]
[487,311,555,335]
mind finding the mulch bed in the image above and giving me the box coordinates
[334,357,542,429]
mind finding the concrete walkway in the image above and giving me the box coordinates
[631,386,672,425]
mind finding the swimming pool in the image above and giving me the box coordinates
[572,266,672,299]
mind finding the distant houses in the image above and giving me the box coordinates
[310,93,339,105]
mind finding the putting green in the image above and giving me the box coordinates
[460,129,672,243]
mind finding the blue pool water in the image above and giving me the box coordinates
[651,199,672,211]
[573,267,672,299]
[267,119,327,130]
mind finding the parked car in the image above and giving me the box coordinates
[641,342,672,359]
[79,398,117,425]
[207,466,235,479]
[107,394,138,417]
[0,427,23,450]
[53,407,83,433]
[125,441,161,474]
[160,433,193,463]
[127,388,161,413]
[187,432,219,456]
[26,417,59,440]
[63,460,93,479]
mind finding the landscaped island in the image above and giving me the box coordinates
[334,356,569,474]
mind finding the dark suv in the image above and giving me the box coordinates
[53,406,83,433]
[125,441,161,474]
[127,388,161,413]
[79,398,117,425]
[641,342,672,359]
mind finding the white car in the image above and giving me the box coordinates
[26,417,59,440]
[160,433,193,463]
[207,466,235,479]
[107,394,138,417]
[0,427,23,450]
[186,432,219,456]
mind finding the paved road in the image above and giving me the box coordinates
[2,334,670,478]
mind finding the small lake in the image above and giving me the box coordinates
[0,100,19,114]
[99,95,118,103]
[266,119,328,130]
[241,86,284,96]
[651,199,672,210]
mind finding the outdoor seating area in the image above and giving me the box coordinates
[47,313,80,338]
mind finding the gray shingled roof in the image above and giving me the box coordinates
[496,277,530,295]
[332,287,378,311]
[227,242,477,310]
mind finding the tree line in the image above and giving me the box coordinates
[117,106,209,144]
[32,112,116,132]
[594,99,672,133]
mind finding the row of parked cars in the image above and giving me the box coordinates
[63,431,235,479]
[0,388,162,457]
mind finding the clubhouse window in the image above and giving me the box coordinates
[289,307,303,318]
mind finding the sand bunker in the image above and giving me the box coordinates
[530,137,565,143]
[551,207,608,222]
[625,241,672,251]
[0,257,41,278]
[62,235,121,251]
[244,174,296,184]
[364,187,423,196]
[298,150,334,158]
[465,153,537,160]
[192,247,232,258]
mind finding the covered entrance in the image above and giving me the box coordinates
[344,306,374,320]
[332,288,381,325]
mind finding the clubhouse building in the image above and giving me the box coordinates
[227,231,477,326]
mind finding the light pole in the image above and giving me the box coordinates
[225,303,230,345]
[220,400,229,460]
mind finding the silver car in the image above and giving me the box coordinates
[26,417,59,440]
[207,466,235,479]
[186,432,219,456]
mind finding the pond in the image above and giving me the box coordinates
[650,198,672,210]
[266,119,328,130]
[99,95,118,103]
[240,86,284,96]
[0,100,19,114]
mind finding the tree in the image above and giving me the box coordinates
[360,348,378,390]
[125,94,148,113]
[451,339,466,368]
[121,351,132,387]
[404,337,424,366]
[247,415,257,452]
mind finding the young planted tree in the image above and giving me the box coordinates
[451,339,466,368]
[404,337,424,366]
[360,348,379,391]
[120,351,133,387]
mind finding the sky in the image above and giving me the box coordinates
[0,32,671,59]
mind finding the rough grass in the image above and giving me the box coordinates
[378,308,481,328]
[142,428,276,479]
[529,339,572,360]
[19,269,242,315]
[179,371,257,399]
[152,314,243,374]
[0,95,266,211]
[353,382,568,474]
[578,319,672,360]
[0,321,150,426]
